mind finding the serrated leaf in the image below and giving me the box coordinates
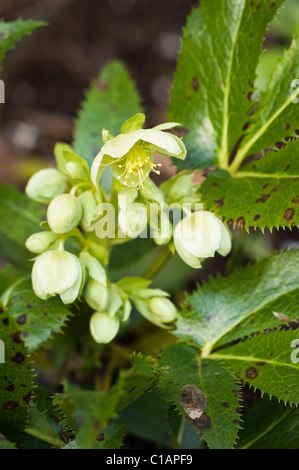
[168,0,283,170]
[237,395,299,449]
[175,250,299,353]
[25,405,65,448]
[73,61,142,167]
[200,141,299,230]
[62,423,126,449]
[116,353,159,412]
[53,378,124,449]
[0,184,45,247]
[234,36,299,167]
[0,19,46,70]
[7,280,72,353]
[0,303,33,440]
[157,343,241,449]
[211,329,299,405]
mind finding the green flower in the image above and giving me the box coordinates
[26,168,66,204]
[173,211,232,269]
[32,250,83,304]
[47,194,82,234]
[91,113,186,189]
[89,311,120,344]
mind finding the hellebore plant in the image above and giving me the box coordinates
[24,112,231,343]
[2,4,299,450]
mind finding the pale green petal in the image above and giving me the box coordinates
[36,251,80,295]
[217,222,232,257]
[132,298,171,329]
[152,122,182,131]
[108,285,123,317]
[174,236,202,269]
[141,129,185,157]
[90,312,120,344]
[60,266,83,304]
[32,260,50,300]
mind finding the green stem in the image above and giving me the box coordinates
[142,246,172,280]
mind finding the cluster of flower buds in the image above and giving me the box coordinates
[24,113,232,343]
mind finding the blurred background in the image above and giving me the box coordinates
[0,0,299,187]
[0,0,298,279]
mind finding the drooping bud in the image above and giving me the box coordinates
[54,143,90,182]
[152,211,173,246]
[84,279,109,311]
[32,250,83,304]
[118,202,148,238]
[89,311,120,344]
[26,168,66,204]
[173,211,232,268]
[25,231,58,254]
[78,191,97,232]
[47,194,82,234]
[148,297,177,323]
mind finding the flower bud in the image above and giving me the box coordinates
[84,279,109,311]
[26,168,66,204]
[149,297,177,323]
[78,191,97,232]
[64,161,88,182]
[32,250,83,304]
[47,194,82,234]
[153,211,173,246]
[90,311,120,344]
[25,231,58,254]
[118,202,147,238]
[174,211,232,268]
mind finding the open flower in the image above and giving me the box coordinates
[32,250,83,304]
[174,211,232,268]
[91,113,186,189]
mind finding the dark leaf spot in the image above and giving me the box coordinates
[192,77,199,90]
[256,194,270,203]
[26,303,32,309]
[17,314,27,325]
[237,217,245,228]
[97,80,108,91]
[221,402,229,408]
[245,367,258,379]
[284,208,294,220]
[5,384,14,392]
[194,412,211,429]
[253,214,261,221]
[11,332,22,344]
[3,401,18,410]
[2,318,9,326]
[292,196,299,203]
[214,198,224,208]
[11,352,25,364]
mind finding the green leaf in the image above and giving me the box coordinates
[234,36,299,169]
[53,378,124,449]
[237,395,299,449]
[0,19,46,70]
[168,0,284,170]
[25,406,65,448]
[0,303,33,440]
[211,329,299,405]
[62,423,126,449]
[175,250,299,353]
[200,140,299,230]
[73,61,142,167]
[7,280,72,353]
[116,353,159,412]
[0,437,17,449]
[157,343,241,449]
[0,184,45,247]
[119,392,171,447]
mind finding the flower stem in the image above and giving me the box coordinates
[142,246,172,280]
